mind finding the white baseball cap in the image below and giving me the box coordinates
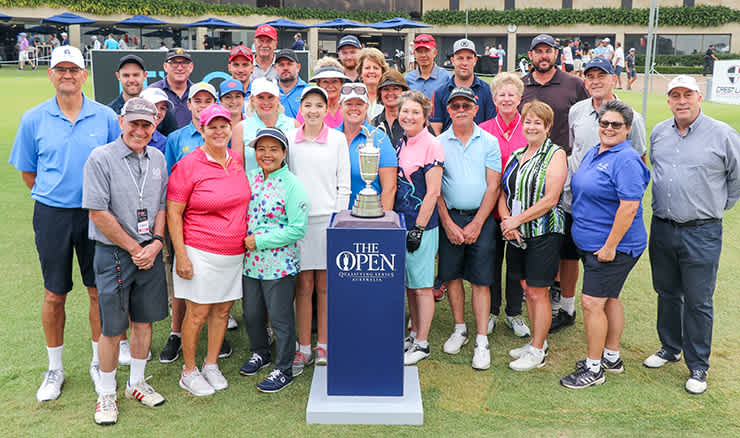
[251,77,280,98]
[339,82,369,105]
[140,87,174,111]
[50,46,85,69]
[667,75,700,94]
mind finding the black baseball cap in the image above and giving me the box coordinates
[338,35,361,50]
[117,54,145,71]
[166,47,192,62]
[275,49,299,63]
[447,86,476,105]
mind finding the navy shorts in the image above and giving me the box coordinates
[560,212,579,260]
[615,65,623,76]
[506,233,563,288]
[94,244,168,337]
[438,210,496,286]
[580,249,641,299]
[33,201,96,294]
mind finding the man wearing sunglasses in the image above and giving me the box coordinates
[9,45,121,402]
[552,57,648,334]
[404,34,451,100]
[430,39,495,135]
[150,48,195,130]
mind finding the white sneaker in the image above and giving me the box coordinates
[36,369,65,402]
[685,370,708,395]
[643,348,682,369]
[227,314,238,330]
[202,363,228,391]
[126,378,165,407]
[509,346,546,371]
[472,343,491,370]
[118,341,131,366]
[90,362,102,395]
[509,340,548,359]
[94,392,118,426]
[404,342,431,365]
[443,329,469,354]
[404,335,416,352]
[179,367,215,396]
[487,314,496,335]
[505,315,531,338]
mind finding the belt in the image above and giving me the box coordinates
[655,217,720,227]
[449,208,478,216]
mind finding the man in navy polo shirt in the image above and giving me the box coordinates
[404,34,451,100]
[430,39,495,135]
[9,45,120,402]
[275,49,308,119]
[150,48,194,131]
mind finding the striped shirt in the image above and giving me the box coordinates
[502,138,565,238]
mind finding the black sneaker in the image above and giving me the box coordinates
[159,334,182,363]
[576,357,625,374]
[240,353,271,376]
[560,366,605,389]
[549,309,576,333]
[219,339,232,359]
[257,369,293,393]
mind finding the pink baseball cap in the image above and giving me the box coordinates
[199,104,232,127]
[255,24,278,41]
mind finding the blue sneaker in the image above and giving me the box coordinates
[239,353,271,376]
[257,369,293,393]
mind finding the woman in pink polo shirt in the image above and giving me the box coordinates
[167,104,251,397]
[479,72,531,339]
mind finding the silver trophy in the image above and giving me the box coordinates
[351,127,385,218]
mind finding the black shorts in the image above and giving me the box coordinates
[438,210,496,286]
[33,201,96,294]
[580,250,641,299]
[506,233,563,288]
[94,244,168,337]
[560,212,579,260]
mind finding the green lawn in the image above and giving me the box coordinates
[1,68,740,437]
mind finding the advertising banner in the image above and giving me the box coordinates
[709,60,740,105]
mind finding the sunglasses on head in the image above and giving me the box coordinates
[341,84,367,96]
[415,37,433,43]
[448,102,474,111]
[598,120,625,129]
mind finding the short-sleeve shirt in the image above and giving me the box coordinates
[149,78,193,129]
[241,113,296,172]
[167,147,251,255]
[82,137,168,244]
[251,62,278,82]
[479,112,527,171]
[430,75,496,132]
[103,38,120,50]
[394,128,444,230]
[438,124,502,210]
[148,130,167,154]
[279,77,308,119]
[571,140,650,256]
[9,94,121,208]
[164,121,203,173]
[405,64,452,100]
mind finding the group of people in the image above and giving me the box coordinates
[16,31,67,70]
[9,26,740,428]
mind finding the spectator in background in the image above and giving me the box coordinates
[104,34,119,50]
[48,34,60,47]
[337,35,362,82]
[603,38,615,61]
[496,44,506,74]
[703,44,718,76]
[573,39,584,78]
[276,49,309,119]
[61,32,68,46]
[159,42,168,51]
[626,48,637,90]
[119,35,128,50]
[91,36,101,50]
[17,32,33,70]
[252,25,278,81]
[562,40,574,74]
[405,34,451,100]
[613,42,625,89]
[291,33,305,51]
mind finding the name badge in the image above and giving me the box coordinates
[137,209,149,234]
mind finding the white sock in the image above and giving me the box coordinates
[47,345,63,371]
[560,296,576,315]
[454,323,467,333]
[586,357,601,373]
[129,358,146,386]
[91,341,99,365]
[408,331,417,339]
[529,344,544,354]
[100,369,117,394]
[119,339,129,347]
[169,332,181,338]
[299,344,312,357]
[316,343,327,351]
[476,334,489,347]
[415,340,429,348]
[603,348,620,362]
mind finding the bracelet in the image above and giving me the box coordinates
[152,235,164,244]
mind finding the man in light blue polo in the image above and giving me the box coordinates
[436,86,501,371]
[275,49,308,119]
[9,45,120,402]
[404,34,451,100]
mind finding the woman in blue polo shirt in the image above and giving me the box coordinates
[560,100,650,389]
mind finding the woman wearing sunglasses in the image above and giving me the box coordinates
[560,100,649,389]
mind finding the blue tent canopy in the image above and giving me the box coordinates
[368,18,430,32]
[144,29,174,38]
[184,18,245,29]
[259,18,308,29]
[116,15,168,26]
[0,13,11,21]
[310,18,367,32]
[41,12,95,25]
[85,27,125,36]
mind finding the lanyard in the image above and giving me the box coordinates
[124,154,150,210]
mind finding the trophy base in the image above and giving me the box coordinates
[351,194,384,218]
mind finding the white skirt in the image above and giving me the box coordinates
[298,215,331,271]
[173,245,244,304]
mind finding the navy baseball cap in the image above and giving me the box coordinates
[584,57,615,75]
[447,86,476,105]
[338,35,361,50]
[248,127,289,150]
[529,34,557,51]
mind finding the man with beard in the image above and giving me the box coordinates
[228,45,254,99]
[404,34,451,100]
[251,25,278,82]
[337,35,362,82]
[275,49,308,119]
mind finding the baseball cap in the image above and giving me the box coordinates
[301,86,328,103]
[584,57,615,75]
[629,48,636,52]
[219,78,245,97]
[337,35,361,50]
[275,49,299,63]
[248,127,289,150]
[121,97,158,125]
[603,37,611,43]
[414,34,436,50]
[310,65,350,82]
[199,104,231,127]
[140,87,174,111]
[255,24,278,41]
[447,86,476,105]
[50,46,85,69]
[529,34,557,51]
[166,47,191,62]
[339,82,369,104]
[19,32,27,37]
[667,75,700,94]
[188,82,218,101]
[251,77,280,98]
[117,54,145,71]
[453,38,476,55]
[229,45,253,63]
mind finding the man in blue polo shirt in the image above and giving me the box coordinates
[9,46,120,402]
[404,34,451,100]
[430,39,495,135]
[275,49,308,119]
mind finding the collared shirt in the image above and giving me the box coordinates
[279,77,309,119]
[83,136,168,245]
[291,39,305,51]
[571,140,650,256]
[244,164,309,279]
[19,38,29,51]
[148,130,167,154]
[9,94,120,208]
[438,124,502,210]
[563,96,647,212]
[614,47,625,67]
[371,109,404,148]
[241,113,296,172]
[650,112,740,222]
[103,37,119,49]
[251,61,278,82]
[164,121,202,173]
[149,77,193,129]
[108,92,179,136]
[430,75,496,132]
[337,121,399,207]
[479,112,527,171]
[107,94,126,115]
[520,68,589,154]
[405,64,452,100]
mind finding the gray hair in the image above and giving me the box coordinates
[398,90,432,120]
[598,100,633,127]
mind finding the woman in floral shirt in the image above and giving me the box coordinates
[238,127,309,393]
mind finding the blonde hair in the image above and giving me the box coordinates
[314,56,343,71]
[520,100,554,130]
[245,94,285,117]
[357,48,389,84]
[491,72,524,96]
